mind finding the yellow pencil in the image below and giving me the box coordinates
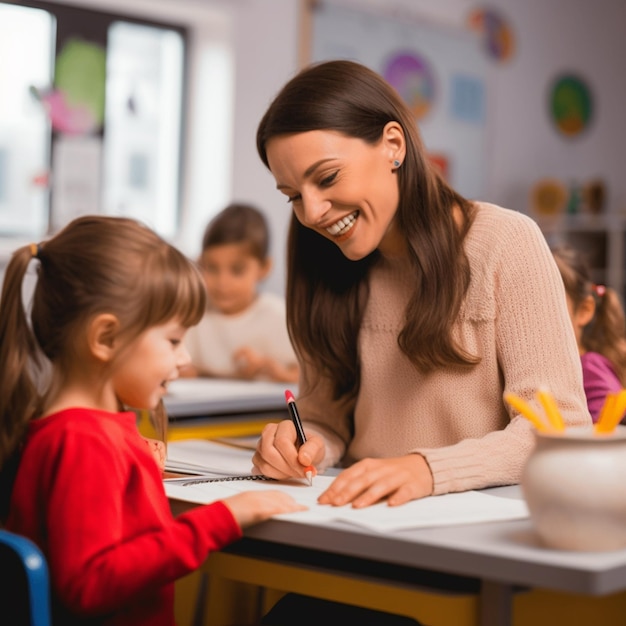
[504,393,551,432]
[595,390,626,434]
[610,389,626,427]
[594,392,616,434]
[536,389,566,431]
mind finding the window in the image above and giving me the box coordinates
[0,1,186,240]
[0,3,54,238]
[102,22,184,237]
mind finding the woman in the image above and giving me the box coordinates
[252,59,591,508]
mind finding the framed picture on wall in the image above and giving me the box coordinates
[305,0,490,200]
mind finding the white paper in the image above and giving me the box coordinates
[165,473,529,533]
[165,438,256,475]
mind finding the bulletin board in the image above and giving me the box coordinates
[309,2,490,200]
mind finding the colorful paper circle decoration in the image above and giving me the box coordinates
[382,51,436,120]
[31,38,106,135]
[530,178,568,216]
[467,7,515,62]
[549,74,593,138]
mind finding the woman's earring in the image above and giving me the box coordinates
[393,159,401,168]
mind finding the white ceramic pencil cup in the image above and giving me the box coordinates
[522,425,626,551]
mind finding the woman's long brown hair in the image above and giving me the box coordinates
[257,60,477,400]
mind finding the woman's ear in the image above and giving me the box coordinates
[88,313,121,362]
[382,121,406,168]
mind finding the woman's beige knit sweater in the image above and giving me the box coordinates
[296,202,591,496]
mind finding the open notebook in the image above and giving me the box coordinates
[164,439,529,533]
[165,438,257,475]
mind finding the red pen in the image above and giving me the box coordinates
[284,390,315,485]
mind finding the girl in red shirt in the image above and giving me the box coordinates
[0,215,304,625]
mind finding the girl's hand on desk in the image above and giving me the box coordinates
[252,420,325,481]
[222,490,307,529]
[318,454,433,508]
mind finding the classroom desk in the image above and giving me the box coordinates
[170,485,626,626]
[158,378,292,441]
[166,409,284,441]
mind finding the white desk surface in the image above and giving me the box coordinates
[171,472,626,626]
[171,483,626,597]
[229,485,626,598]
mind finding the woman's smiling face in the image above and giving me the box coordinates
[265,124,406,260]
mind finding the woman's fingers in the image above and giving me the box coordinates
[252,420,325,480]
[318,455,433,508]
[253,420,301,478]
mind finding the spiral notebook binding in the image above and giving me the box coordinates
[181,475,275,486]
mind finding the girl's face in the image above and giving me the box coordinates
[265,126,406,260]
[112,318,190,410]
[199,243,269,315]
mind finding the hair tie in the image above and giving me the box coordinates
[593,284,606,297]
[29,243,41,259]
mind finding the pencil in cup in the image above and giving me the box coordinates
[284,390,315,485]
[504,390,565,432]
[535,388,566,431]
[595,390,626,434]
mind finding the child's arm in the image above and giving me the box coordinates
[178,363,222,379]
[260,358,299,383]
[233,346,299,383]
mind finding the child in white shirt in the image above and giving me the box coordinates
[183,203,299,383]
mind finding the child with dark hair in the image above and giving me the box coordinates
[184,202,299,383]
[552,245,626,421]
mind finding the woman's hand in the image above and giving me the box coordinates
[318,454,433,508]
[252,420,325,481]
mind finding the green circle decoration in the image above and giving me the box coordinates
[549,74,593,138]
[55,38,106,129]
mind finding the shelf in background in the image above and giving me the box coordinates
[532,211,626,302]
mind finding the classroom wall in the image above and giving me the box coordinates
[198,0,626,296]
[5,0,625,297]
[222,0,302,295]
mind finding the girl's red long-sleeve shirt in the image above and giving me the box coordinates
[6,408,242,625]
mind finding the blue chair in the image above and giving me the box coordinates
[0,529,52,626]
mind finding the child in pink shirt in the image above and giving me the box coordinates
[553,245,626,421]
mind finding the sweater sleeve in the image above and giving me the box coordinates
[44,428,241,616]
[418,213,592,495]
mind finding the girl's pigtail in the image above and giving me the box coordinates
[0,245,43,469]
[585,286,626,386]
